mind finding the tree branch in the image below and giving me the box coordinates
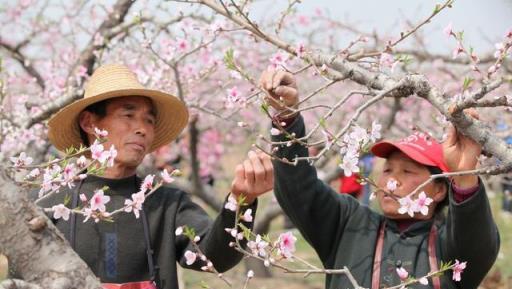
[0,40,46,90]
[24,0,137,129]
[193,0,512,171]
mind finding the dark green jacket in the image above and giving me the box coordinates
[37,174,254,289]
[272,115,499,289]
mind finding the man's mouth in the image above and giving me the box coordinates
[126,143,146,151]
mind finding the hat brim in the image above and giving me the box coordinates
[371,141,439,168]
[48,88,189,153]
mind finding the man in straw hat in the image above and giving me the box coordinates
[38,64,273,289]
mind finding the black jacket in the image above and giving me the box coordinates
[38,174,255,289]
[272,115,499,289]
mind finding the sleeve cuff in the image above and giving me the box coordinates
[451,178,480,203]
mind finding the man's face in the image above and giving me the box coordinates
[376,151,444,220]
[89,96,156,168]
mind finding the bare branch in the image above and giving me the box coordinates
[470,95,511,108]
[405,164,512,203]
[24,0,137,129]
[192,0,512,171]
[449,78,505,113]
[275,0,301,35]
[0,40,46,90]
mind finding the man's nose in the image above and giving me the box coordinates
[134,117,148,137]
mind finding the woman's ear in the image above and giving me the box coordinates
[433,182,448,203]
[79,111,96,136]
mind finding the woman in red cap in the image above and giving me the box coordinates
[257,67,500,289]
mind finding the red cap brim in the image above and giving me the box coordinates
[371,141,444,170]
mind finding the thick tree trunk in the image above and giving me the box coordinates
[0,171,102,289]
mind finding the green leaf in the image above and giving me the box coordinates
[236,194,246,206]
[260,103,270,114]
[319,117,326,128]
[457,31,464,41]
[358,142,371,154]
[238,223,252,240]
[63,194,71,206]
[463,77,474,90]
[433,3,441,13]
[133,12,142,25]
[440,260,453,271]
[183,226,196,240]
[103,217,115,223]
[223,48,236,71]
[401,55,413,65]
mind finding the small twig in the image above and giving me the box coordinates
[449,78,505,114]
[275,0,302,35]
[407,164,512,199]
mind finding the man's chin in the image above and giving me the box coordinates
[117,153,145,167]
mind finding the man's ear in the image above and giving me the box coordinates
[79,111,96,136]
[433,182,448,203]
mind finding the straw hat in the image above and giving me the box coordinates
[48,64,189,153]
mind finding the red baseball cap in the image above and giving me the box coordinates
[371,132,450,172]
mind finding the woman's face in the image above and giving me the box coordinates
[376,151,447,220]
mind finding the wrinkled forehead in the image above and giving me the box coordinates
[108,95,157,117]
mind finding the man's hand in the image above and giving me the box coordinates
[230,150,274,205]
[443,109,482,188]
[259,67,299,118]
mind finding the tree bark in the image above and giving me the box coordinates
[0,171,102,289]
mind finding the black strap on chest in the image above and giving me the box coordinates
[68,177,160,288]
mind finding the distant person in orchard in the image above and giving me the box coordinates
[37,64,273,289]
[254,67,499,289]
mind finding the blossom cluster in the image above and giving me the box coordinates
[10,128,179,223]
[175,226,215,272]
[381,179,435,217]
[223,195,298,267]
[338,121,382,177]
[395,259,467,288]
